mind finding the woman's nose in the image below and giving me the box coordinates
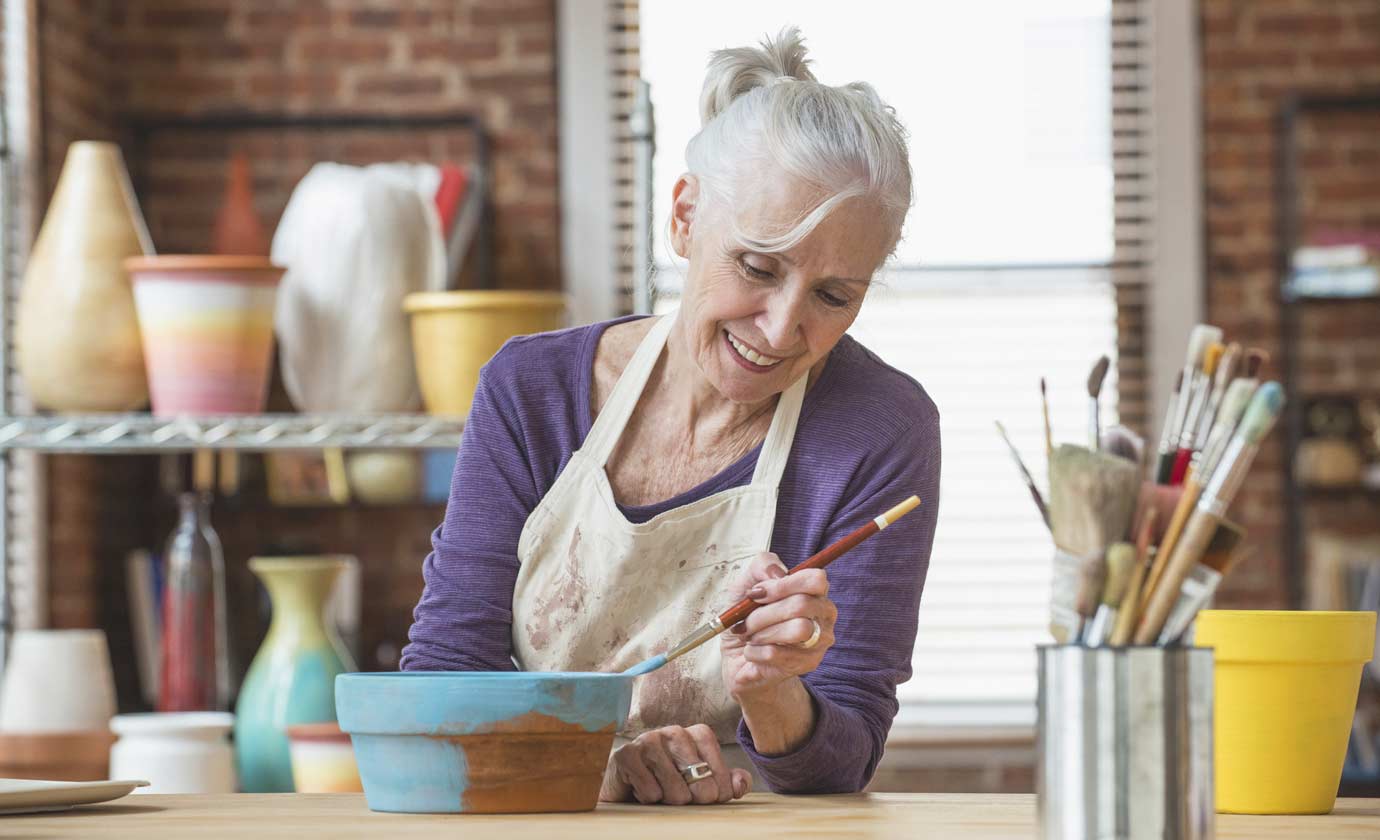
[757,291,805,352]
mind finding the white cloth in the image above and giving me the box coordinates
[270,162,446,412]
[511,310,807,744]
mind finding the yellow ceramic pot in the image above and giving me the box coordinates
[403,291,566,417]
[1194,609,1377,815]
[17,141,153,411]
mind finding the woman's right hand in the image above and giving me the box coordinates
[599,724,752,805]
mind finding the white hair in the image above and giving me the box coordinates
[684,26,912,259]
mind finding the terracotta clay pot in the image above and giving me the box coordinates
[212,153,270,256]
[126,256,284,416]
[0,731,116,782]
[16,141,153,411]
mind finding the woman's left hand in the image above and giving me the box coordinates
[720,551,837,701]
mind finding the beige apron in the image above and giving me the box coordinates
[511,310,806,744]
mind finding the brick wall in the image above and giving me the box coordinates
[27,0,563,703]
[1201,0,1380,608]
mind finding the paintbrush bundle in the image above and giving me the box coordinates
[997,323,1287,649]
[1045,445,1139,642]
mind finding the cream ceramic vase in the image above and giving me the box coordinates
[17,141,154,411]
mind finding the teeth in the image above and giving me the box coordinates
[727,332,782,367]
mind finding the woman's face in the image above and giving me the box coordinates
[670,172,895,405]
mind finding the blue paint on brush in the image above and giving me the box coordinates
[621,654,667,677]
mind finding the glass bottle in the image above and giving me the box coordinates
[158,492,230,711]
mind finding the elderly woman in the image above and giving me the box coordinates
[402,28,940,804]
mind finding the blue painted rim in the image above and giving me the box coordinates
[336,671,637,736]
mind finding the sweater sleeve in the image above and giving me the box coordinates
[737,403,942,793]
[400,356,542,673]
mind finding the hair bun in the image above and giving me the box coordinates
[699,26,816,127]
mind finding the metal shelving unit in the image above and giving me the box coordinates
[0,110,489,676]
[1276,92,1380,797]
[0,413,463,453]
[1276,92,1380,609]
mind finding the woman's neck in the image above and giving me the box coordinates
[655,319,778,448]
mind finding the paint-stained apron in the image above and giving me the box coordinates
[511,309,805,750]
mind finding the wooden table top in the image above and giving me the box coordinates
[6,792,1379,838]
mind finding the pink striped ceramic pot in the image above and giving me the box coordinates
[126,256,284,416]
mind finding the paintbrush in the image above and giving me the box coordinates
[1171,342,1225,484]
[1190,342,1242,459]
[1087,356,1110,451]
[1157,520,1246,645]
[1047,445,1141,643]
[1192,349,1266,481]
[1134,383,1284,644]
[1145,360,1260,607]
[1083,541,1135,646]
[1157,326,1222,483]
[1049,444,1141,557]
[1041,377,1054,465]
[623,495,922,676]
[1152,371,1184,484]
[1100,425,1145,466]
[1109,507,1157,646]
[995,421,1051,530]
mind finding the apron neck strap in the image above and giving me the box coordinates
[582,311,678,466]
[749,372,806,488]
[583,309,807,491]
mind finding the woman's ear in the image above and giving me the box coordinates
[669,175,699,259]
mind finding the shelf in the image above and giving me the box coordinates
[1275,289,1374,303]
[0,414,464,453]
[1282,291,1380,303]
[1301,484,1380,499]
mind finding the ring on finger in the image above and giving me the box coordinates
[796,618,822,650]
[680,762,714,783]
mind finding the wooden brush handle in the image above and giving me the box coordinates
[1139,480,1201,612]
[1108,559,1148,646]
[1133,509,1219,644]
[717,519,877,628]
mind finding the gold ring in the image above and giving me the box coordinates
[798,618,822,650]
[680,762,713,783]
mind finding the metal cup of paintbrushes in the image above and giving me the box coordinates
[1037,645,1215,840]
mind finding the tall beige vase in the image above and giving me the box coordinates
[17,141,154,411]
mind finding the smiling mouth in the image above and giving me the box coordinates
[724,330,784,370]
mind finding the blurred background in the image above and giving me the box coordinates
[0,0,1376,795]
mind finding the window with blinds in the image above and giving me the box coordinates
[638,0,1151,725]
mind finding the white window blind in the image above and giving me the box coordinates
[640,0,1149,725]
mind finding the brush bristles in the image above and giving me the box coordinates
[1203,343,1225,377]
[1103,543,1136,606]
[1186,325,1223,369]
[1217,343,1242,386]
[1088,355,1110,397]
[1049,445,1141,558]
[1237,381,1284,444]
[1201,522,1245,574]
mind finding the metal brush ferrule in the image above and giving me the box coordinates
[663,617,726,663]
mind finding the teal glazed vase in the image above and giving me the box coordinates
[234,556,357,792]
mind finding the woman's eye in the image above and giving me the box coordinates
[739,258,773,280]
[817,289,850,308]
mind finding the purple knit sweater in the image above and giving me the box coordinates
[402,315,941,794]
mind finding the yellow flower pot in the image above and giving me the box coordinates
[403,291,566,417]
[1194,609,1377,815]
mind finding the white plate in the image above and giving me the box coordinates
[0,778,149,815]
